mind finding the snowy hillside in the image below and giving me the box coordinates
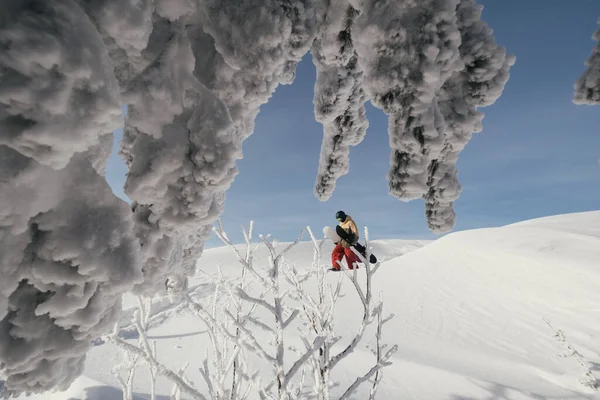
[17,212,600,400]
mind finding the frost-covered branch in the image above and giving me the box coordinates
[424,0,515,233]
[170,363,190,400]
[330,227,397,398]
[1,0,511,394]
[284,226,396,399]
[198,281,244,400]
[288,227,340,399]
[350,0,513,232]
[329,230,378,370]
[109,298,207,400]
[243,315,275,334]
[111,351,141,400]
[285,335,327,386]
[115,0,318,295]
[190,223,260,400]
[312,2,369,200]
[109,222,396,400]
[236,288,277,315]
[213,222,270,289]
[111,332,206,400]
[574,18,600,104]
[369,294,390,399]
[282,309,300,330]
[0,2,143,393]
[338,345,396,400]
[543,318,598,391]
[186,293,276,364]
[211,223,332,399]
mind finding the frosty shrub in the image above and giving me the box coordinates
[543,318,598,392]
[110,222,397,399]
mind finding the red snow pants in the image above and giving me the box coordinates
[331,243,360,270]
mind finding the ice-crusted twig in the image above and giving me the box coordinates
[197,277,238,400]
[214,223,334,399]
[110,222,395,400]
[111,342,140,400]
[282,309,300,330]
[149,341,158,400]
[544,318,598,391]
[330,228,379,370]
[182,221,267,399]
[369,293,395,400]
[236,288,276,314]
[213,221,269,288]
[285,335,327,386]
[332,227,397,398]
[335,292,399,400]
[185,293,276,364]
[109,298,206,400]
[110,331,206,399]
[138,296,159,400]
[261,230,302,398]
[287,225,396,400]
[284,228,334,399]
[338,345,397,400]
[574,20,600,105]
[241,314,275,334]
[111,296,156,400]
[169,363,189,400]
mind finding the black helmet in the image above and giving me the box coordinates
[336,210,346,222]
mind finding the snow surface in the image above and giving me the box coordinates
[16,211,600,399]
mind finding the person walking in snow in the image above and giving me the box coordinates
[331,210,360,271]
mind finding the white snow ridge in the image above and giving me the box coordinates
[1,0,515,396]
[11,211,600,400]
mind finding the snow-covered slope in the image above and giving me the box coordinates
[16,212,600,399]
[368,211,600,399]
[195,236,429,271]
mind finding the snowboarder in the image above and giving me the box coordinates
[331,210,360,271]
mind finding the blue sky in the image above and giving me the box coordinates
[105,0,600,247]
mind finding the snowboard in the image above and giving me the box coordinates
[323,226,378,264]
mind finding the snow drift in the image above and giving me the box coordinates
[16,211,600,399]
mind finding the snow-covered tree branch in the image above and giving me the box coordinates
[110,223,396,399]
[543,318,598,391]
[351,0,514,233]
[283,226,397,399]
[0,2,143,393]
[1,0,510,393]
[213,224,327,400]
[311,2,369,200]
[424,0,515,232]
[574,18,600,104]
[109,300,207,400]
